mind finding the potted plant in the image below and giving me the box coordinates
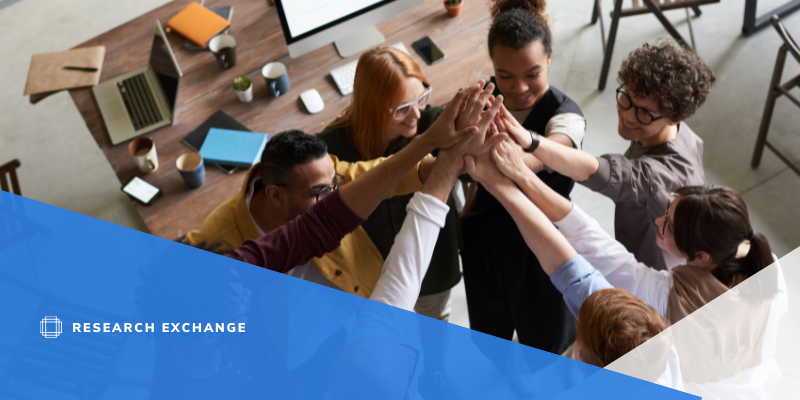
[444,0,463,17]
[232,76,253,103]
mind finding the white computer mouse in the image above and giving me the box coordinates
[300,89,324,114]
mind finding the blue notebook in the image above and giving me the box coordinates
[199,128,269,168]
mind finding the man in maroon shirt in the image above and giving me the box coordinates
[227,82,502,274]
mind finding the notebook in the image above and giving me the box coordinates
[185,6,233,51]
[199,128,269,168]
[167,2,231,49]
[182,110,250,174]
[25,46,106,104]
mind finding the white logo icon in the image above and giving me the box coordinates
[40,316,62,338]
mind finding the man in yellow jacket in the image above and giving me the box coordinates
[183,130,433,298]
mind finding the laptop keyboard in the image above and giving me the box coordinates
[117,73,162,131]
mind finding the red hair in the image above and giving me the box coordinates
[334,47,429,160]
[577,288,670,380]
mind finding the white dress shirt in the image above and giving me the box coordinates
[554,203,673,316]
[370,192,450,310]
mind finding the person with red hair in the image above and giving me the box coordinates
[318,47,473,398]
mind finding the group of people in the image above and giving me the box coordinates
[177,0,784,397]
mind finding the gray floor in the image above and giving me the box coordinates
[2,0,800,330]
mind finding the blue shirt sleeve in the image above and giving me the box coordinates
[550,255,614,318]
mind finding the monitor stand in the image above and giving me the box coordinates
[334,25,385,58]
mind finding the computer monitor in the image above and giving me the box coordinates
[274,0,423,58]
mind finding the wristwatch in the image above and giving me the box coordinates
[526,130,541,153]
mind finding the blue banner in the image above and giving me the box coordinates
[0,191,694,399]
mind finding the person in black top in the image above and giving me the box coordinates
[460,0,587,383]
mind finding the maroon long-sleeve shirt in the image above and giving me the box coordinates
[226,189,365,273]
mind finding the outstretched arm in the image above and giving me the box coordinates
[491,140,672,315]
[464,152,611,316]
[370,88,507,309]
[231,83,486,271]
[496,104,598,181]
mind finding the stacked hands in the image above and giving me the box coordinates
[420,79,539,190]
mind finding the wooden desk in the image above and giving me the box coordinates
[69,0,492,240]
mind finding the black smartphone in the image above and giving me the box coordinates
[412,36,445,65]
[122,176,163,206]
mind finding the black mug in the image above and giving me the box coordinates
[209,34,237,70]
[262,62,290,97]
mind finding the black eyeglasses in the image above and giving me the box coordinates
[616,86,665,126]
[661,192,679,238]
[275,173,344,202]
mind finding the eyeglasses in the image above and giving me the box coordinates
[661,192,680,238]
[391,87,432,120]
[616,86,665,126]
[275,173,344,202]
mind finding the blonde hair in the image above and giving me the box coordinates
[334,47,429,160]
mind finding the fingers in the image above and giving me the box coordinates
[481,132,507,154]
[476,94,504,134]
[445,84,478,123]
[452,126,479,146]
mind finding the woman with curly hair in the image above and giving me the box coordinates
[498,40,713,271]
[460,0,585,361]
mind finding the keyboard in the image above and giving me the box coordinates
[117,73,163,131]
[330,60,358,96]
[330,42,410,97]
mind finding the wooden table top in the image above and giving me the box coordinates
[69,0,493,240]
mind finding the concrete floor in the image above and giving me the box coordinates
[2,0,800,344]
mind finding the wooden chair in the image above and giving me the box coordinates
[0,159,21,195]
[593,0,720,90]
[751,16,800,177]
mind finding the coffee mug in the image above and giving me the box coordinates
[209,34,237,69]
[129,137,159,174]
[177,152,205,189]
[262,62,290,97]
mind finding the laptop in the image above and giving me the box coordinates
[93,20,183,145]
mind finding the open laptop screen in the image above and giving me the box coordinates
[149,22,181,112]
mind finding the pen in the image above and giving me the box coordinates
[63,66,99,72]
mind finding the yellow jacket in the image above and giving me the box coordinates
[183,154,425,297]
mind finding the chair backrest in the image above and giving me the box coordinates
[0,159,21,195]
[771,15,800,63]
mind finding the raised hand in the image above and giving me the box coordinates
[419,83,482,150]
[455,82,504,136]
[492,138,532,183]
[496,103,534,150]
[463,151,510,188]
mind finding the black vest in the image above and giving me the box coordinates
[468,81,584,219]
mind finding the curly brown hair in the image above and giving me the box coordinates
[617,41,713,121]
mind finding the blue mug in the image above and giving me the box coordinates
[177,153,205,189]
[262,62,290,97]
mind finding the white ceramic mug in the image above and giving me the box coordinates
[129,137,159,174]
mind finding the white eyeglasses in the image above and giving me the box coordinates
[391,87,432,120]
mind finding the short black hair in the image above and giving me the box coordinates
[488,0,552,58]
[259,130,328,186]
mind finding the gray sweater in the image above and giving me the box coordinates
[581,122,706,271]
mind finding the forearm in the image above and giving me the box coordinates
[532,137,599,182]
[522,152,545,173]
[231,190,364,271]
[421,154,462,203]
[340,138,431,219]
[370,192,449,310]
[417,157,435,183]
[483,181,576,275]
[515,169,575,222]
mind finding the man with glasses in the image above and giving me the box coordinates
[183,129,435,295]
[497,41,712,271]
